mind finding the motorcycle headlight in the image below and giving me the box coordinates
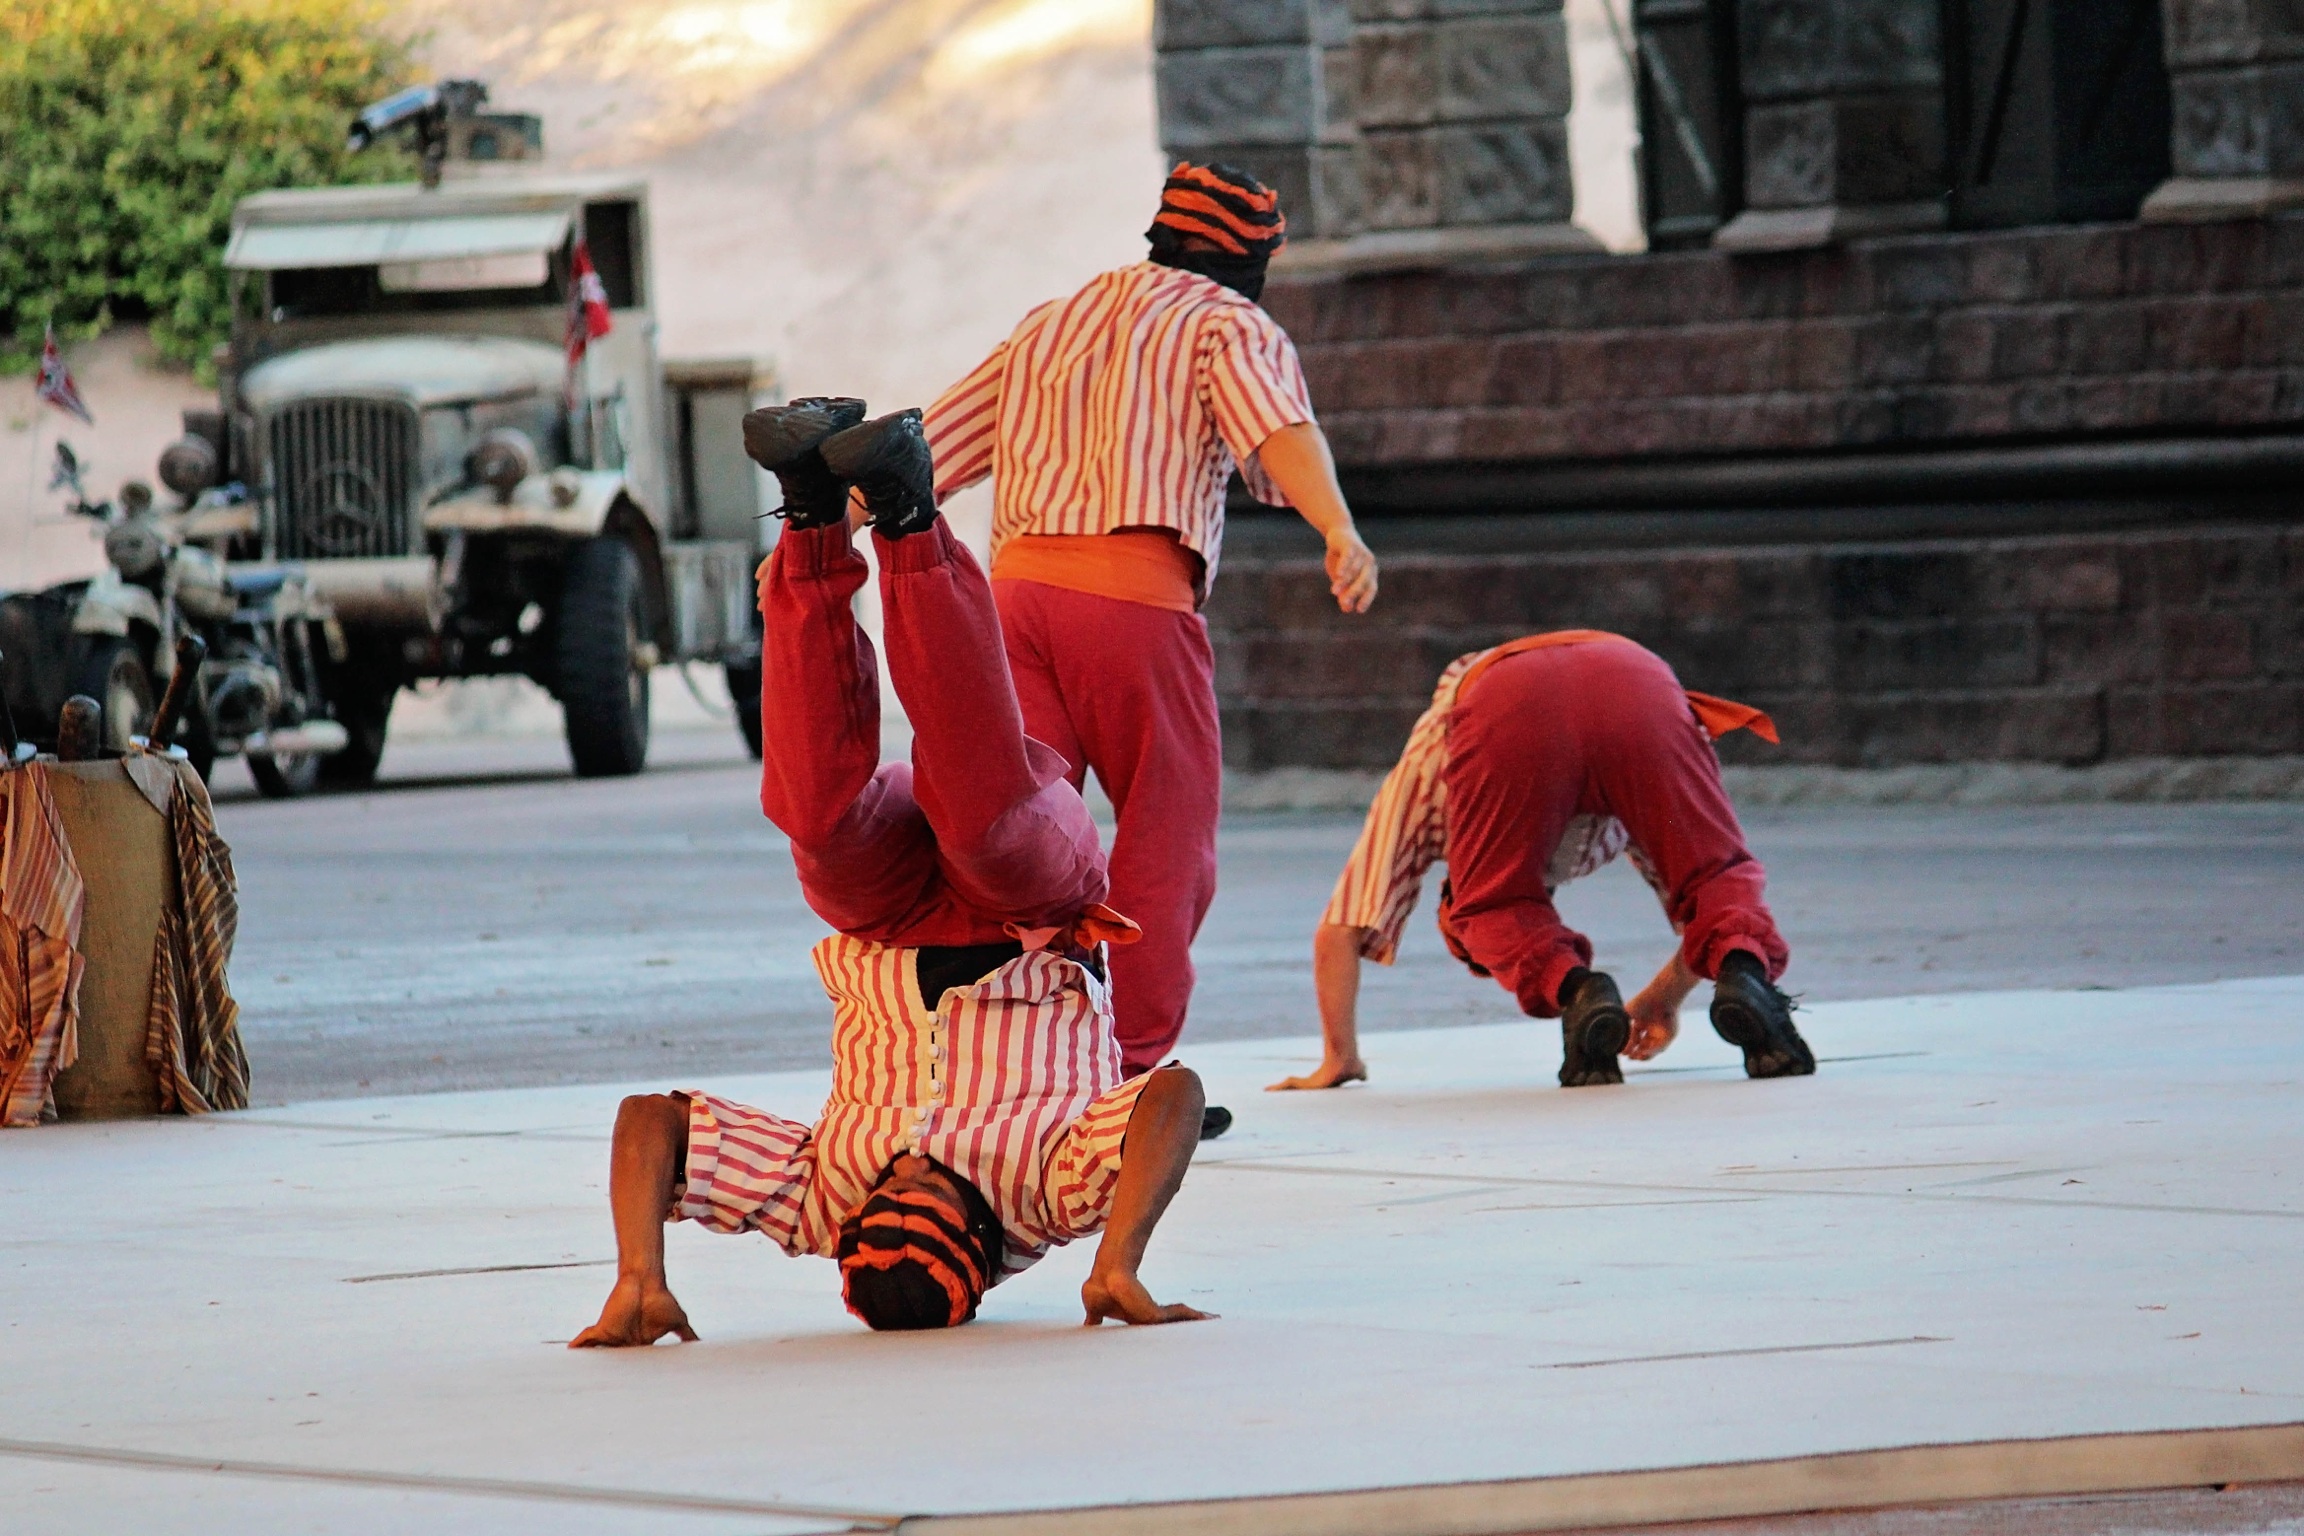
[104,518,169,581]
[158,437,220,499]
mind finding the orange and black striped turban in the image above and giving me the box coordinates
[836,1176,1000,1331]
[1149,162,1287,259]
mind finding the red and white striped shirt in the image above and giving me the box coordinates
[925,262,1316,597]
[1,764,86,1128]
[1323,650,1658,965]
[675,934,1148,1281]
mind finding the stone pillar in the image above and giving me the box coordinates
[1343,0,1596,263]
[1154,0,1360,241]
[1713,0,1946,252]
[2142,0,2304,220]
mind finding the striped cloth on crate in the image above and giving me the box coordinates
[676,934,1149,1281]
[146,759,247,1113]
[1321,648,1656,966]
[0,765,87,1126]
[924,261,1315,600]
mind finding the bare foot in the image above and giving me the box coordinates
[1266,1055,1368,1091]
[570,1274,699,1348]
[1082,1268,1214,1327]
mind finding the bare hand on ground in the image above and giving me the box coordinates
[1624,1009,1680,1061]
[1268,1053,1368,1091]
[570,1275,699,1348]
[1624,954,1698,1060]
[1082,1267,1214,1326]
[1326,531,1378,614]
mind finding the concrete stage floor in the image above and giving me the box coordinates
[8,976,2301,1534]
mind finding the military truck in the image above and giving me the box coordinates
[157,138,770,782]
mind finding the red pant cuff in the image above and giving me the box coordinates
[873,518,961,573]
[777,523,864,578]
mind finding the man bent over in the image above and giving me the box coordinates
[575,402,1209,1346]
[1273,631,1813,1094]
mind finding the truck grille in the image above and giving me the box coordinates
[266,398,417,559]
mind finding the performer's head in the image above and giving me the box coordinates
[1147,161,1287,303]
[837,1153,1005,1330]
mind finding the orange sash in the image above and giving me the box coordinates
[1456,631,1779,745]
[990,531,1201,614]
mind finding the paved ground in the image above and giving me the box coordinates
[205,729,2304,1106]
[11,978,2303,1533]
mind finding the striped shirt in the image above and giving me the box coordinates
[1,765,86,1128]
[925,261,1317,598]
[1323,650,1657,965]
[675,934,1148,1280]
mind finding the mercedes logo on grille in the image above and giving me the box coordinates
[297,462,388,556]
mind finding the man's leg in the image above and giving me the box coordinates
[756,523,939,937]
[1440,655,1595,1021]
[873,521,1106,929]
[1575,643,1810,1077]
[994,581,1220,1075]
[1575,643,1790,984]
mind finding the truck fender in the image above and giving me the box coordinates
[70,568,163,637]
[420,468,628,539]
[602,496,674,656]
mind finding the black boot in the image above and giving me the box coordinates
[742,397,867,528]
[1710,951,1814,1078]
[1558,968,1629,1088]
[1199,1106,1233,1141]
[821,409,938,539]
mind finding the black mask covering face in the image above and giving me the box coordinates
[1148,230,1270,303]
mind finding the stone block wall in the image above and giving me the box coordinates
[2163,0,2304,181]
[1264,216,2304,468]
[1156,0,1359,237]
[1351,0,1575,230]
[1207,524,2304,770]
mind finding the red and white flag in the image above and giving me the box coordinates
[565,240,613,367]
[35,327,93,425]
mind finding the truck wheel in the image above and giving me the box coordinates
[725,654,762,760]
[320,683,394,787]
[558,537,650,777]
[247,744,322,799]
[73,636,155,752]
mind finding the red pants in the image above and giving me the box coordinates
[994,581,1221,1075]
[758,523,1106,945]
[1442,638,1789,1018]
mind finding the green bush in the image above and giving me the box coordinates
[0,0,417,375]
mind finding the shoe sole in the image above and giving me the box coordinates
[1561,1003,1630,1088]
[1711,997,1816,1078]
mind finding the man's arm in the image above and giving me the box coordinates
[1082,1066,1215,1326]
[1625,953,1700,1060]
[1255,422,1378,614]
[1270,923,1371,1090]
[571,1093,701,1348]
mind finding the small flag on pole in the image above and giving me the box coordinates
[565,240,613,367]
[35,327,93,425]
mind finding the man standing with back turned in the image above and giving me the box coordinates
[926,163,1379,1134]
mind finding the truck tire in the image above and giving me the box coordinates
[725,654,762,760]
[247,743,322,798]
[558,537,651,777]
[319,682,394,787]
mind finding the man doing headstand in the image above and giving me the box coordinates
[574,402,1209,1346]
[1272,631,1813,1094]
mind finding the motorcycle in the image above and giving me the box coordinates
[1,443,351,797]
